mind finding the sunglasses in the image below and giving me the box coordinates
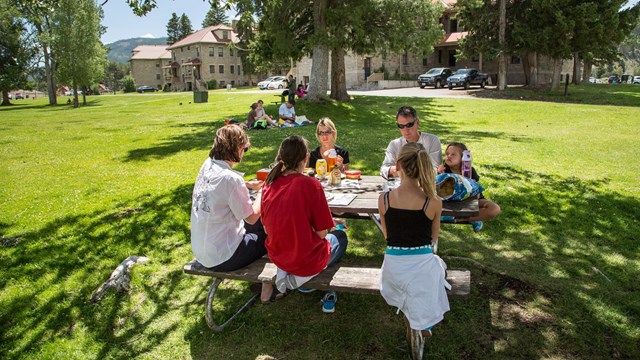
[396,120,417,129]
[317,130,333,136]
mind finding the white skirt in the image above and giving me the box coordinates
[380,252,451,330]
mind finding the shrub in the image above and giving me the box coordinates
[121,76,136,93]
[207,79,217,90]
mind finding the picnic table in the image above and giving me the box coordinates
[184,173,478,359]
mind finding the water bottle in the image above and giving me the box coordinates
[461,150,472,178]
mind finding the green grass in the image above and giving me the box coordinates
[1,87,639,359]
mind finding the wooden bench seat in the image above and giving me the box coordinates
[184,258,470,359]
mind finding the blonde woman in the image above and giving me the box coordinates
[377,142,449,341]
[308,117,350,172]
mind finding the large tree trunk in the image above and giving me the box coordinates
[43,43,57,105]
[522,52,538,87]
[330,47,349,102]
[550,58,563,91]
[497,0,507,90]
[1,90,11,106]
[572,52,580,85]
[306,0,329,101]
[582,59,592,83]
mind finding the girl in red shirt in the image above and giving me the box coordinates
[260,135,348,312]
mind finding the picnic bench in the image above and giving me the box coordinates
[184,257,470,360]
[272,92,286,105]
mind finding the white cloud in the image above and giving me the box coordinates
[139,33,156,38]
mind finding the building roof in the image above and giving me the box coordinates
[167,25,238,50]
[438,31,467,46]
[129,45,171,60]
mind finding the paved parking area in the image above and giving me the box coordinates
[251,86,494,99]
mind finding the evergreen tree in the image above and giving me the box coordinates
[202,3,228,27]
[166,12,180,44]
[178,13,193,39]
[0,0,33,106]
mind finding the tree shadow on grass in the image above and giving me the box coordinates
[472,85,640,107]
[437,164,640,358]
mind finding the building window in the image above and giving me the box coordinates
[230,65,234,74]
[230,48,234,56]
[187,46,190,51]
[238,65,241,75]
[223,31,229,40]
[173,53,176,61]
[511,56,521,64]
[422,58,428,66]
[438,50,442,64]
[231,80,235,86]
[219,80,225,87]
[402,51,408,65]
[209,47,214,56]
[155,62,160,67]
[219,65,224,73]
[196,47,200,57]
[209,65,215,73]
[218,47,224,57]
[156,74,161,80]
[450,19,458,33]
[180,47,183,52]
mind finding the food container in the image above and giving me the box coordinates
[344,170,361,180]
[256,168,271,181]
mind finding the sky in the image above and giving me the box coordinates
[101,0,237,44]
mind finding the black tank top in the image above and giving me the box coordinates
[383,191,433,247]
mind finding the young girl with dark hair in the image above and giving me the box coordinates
[260,135,348,312]
[437,142,501,232]
[378,142,450,340]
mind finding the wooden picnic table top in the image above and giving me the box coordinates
[323,175,479,218]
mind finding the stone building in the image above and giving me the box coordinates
[164,25,248,91]
[129,45,171,89]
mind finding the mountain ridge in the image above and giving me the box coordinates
[106,37,169,64]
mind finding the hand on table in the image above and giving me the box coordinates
[245,179,264,191]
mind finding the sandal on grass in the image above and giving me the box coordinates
[260,284,286,304]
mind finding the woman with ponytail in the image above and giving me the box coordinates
[260,135,348,312]
[377,142,450,340]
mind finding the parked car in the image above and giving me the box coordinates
[607,76,620,84]
[267,76,287,90]
[258,76,284,90]
[136,85,158,93]
[14,92,24,99]
[447,68,488,90]
[417,67,453,89]
[64,90,83,96]
[633,76,640,84]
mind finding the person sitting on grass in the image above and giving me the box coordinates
[278,99,297,127]
[247,102,277,129]
[437,142,501,232]
[260,135,348,312]
[190,125,271,293]
[256,100,276,125]
[295,84,308,99]
[378,142,449,341]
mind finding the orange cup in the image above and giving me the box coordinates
[256,168,270,181]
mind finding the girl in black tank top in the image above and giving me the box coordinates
[383,191,433,248]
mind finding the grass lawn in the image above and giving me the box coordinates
[1,86,639,359]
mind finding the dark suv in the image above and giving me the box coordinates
[418,68,453,89]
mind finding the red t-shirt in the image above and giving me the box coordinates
[261,173,335,276]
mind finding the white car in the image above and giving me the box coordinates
[267,77,287,90]
[633,76,640,84]
[258,76,284,90]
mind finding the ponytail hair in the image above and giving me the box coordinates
[265,135,309,185]
[397,142,436,199]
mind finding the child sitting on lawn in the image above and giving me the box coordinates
[437,142,501,232]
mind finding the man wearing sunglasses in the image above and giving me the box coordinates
[380,105,442,179]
